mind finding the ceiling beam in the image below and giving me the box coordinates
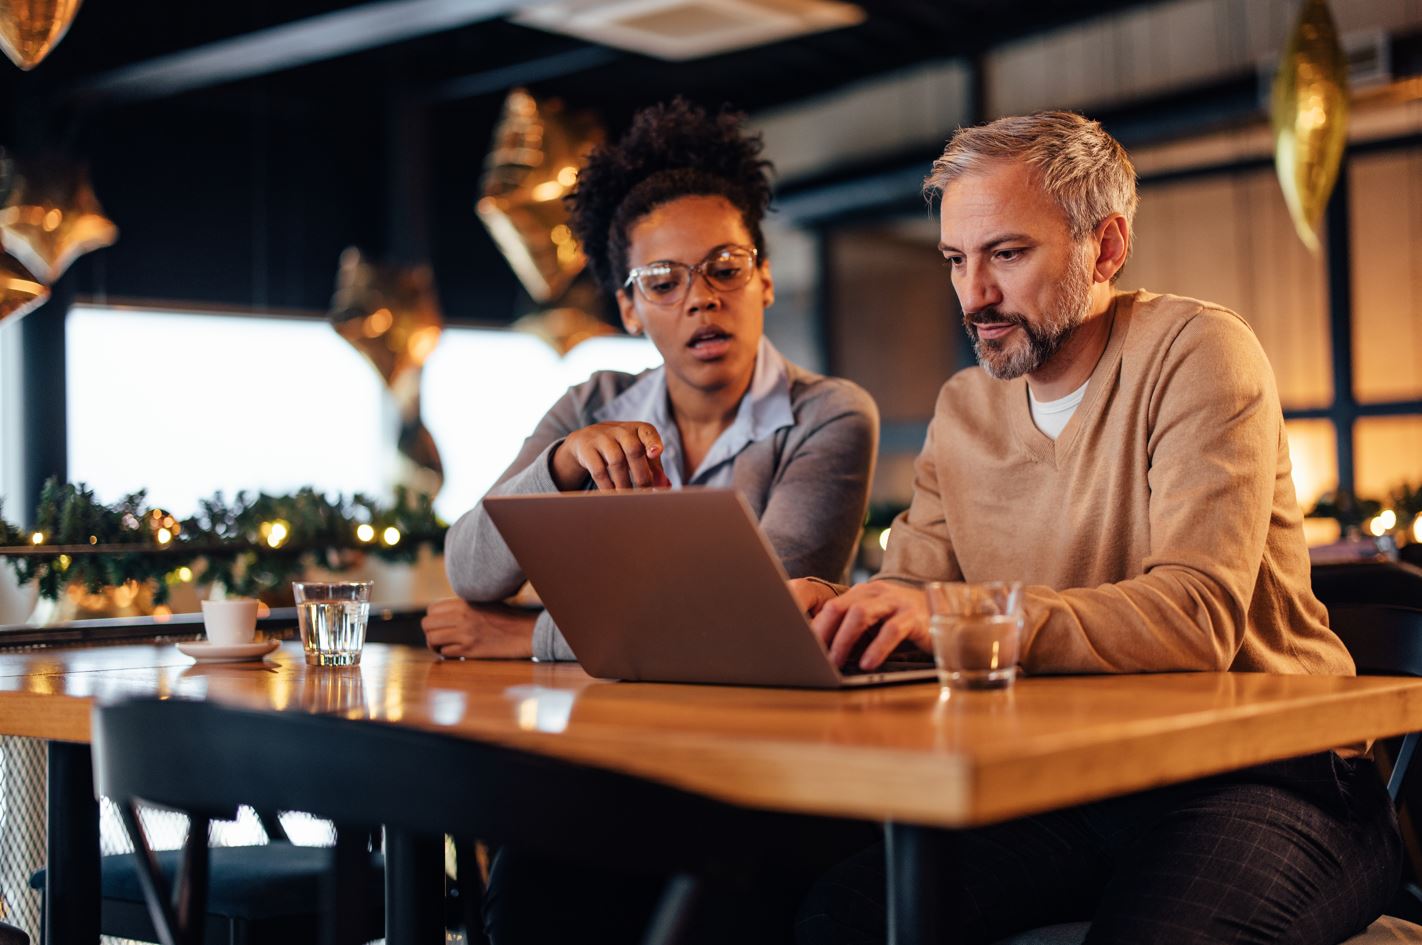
[67,0,554,104]
[430,45,617,101]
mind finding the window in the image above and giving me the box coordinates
[65,305,659,523]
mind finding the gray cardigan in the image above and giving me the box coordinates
[444,359,879,661]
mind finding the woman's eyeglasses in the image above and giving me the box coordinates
[623,246,758,306]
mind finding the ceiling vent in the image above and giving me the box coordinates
[1258,29,1393,105]
[513,0,866,61]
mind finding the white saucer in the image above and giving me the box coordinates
[177,639,280,663]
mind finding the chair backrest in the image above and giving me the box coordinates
[1313,562,1422,612]
[1329,604,1422,680]
[92,698,788,874]
[92,698,798,945]
[1327,603,1422,803]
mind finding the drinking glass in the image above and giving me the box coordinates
[925,581,1023,690]
[292,581,372,667]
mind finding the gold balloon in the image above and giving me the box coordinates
[0,154,118,283]
[0,252,48,323]
[329,248,445,497]
[1271,0,1349,252]
[477,88,603,304]
[0,0,83,70]
[513,306,615,357]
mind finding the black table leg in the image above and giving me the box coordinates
[384,828,444,945]
[45,742,99,945]
[885,821,940,945]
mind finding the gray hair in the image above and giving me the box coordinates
[923,111,1138,241]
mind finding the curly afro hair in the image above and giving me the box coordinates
[566,97,774,294]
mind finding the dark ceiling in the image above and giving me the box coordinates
[0,0,1165,320]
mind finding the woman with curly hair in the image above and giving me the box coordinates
[427,98,879,664]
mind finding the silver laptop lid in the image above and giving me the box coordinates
[483,489,850,687]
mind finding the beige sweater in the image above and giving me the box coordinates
[878,290,1351,677]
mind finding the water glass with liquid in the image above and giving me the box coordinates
[925,581,1023,691]
[292,581,372,667]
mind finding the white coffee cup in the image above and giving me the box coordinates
[201,599,259,645]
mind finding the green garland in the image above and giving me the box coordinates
[1309,480,1422,536]
[0,480,446,602]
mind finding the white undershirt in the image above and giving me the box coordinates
[1028,379,1089,440]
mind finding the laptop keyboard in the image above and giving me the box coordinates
[841,654,936,676]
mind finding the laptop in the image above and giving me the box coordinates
[482,489,938,688]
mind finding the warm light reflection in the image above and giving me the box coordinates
[1283,421,1336,510]
[1302,517,1342,547]
[530,180,564,202]
[429,690,468,726]
[381,526,401,547]
[408,326,442,366]
[176,566,194,582]
[56,554,70,571]
[29,532,43,545]
[503,685,575,733]
[356,523,376,543]
[155,527,173,545]
[556,165,578,188]
[363,308,394,338]
[878,528,891,551]
[516,698,538,731]
[1413,514,1422,544]
[1355,418,1422,502]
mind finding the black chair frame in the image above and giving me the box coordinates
[91,698,852,945]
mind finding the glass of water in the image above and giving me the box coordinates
[925,581,1023,691]
[292,581,372,667]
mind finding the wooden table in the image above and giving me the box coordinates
[6,641,1422,943]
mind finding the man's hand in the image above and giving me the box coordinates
[809,581,932,671]
[551,421,672,491]
[421,598,536,660]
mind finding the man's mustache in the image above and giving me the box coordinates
[966,309,1028,329]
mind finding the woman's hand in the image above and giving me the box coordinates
[421,598,537,659]
[808,581,932,671]
[551,421,672,491]
[788,577,842,619]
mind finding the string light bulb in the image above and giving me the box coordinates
[1369,509,1398,537]
[356,523,376,543]
[29,531,43,545]
[1413,513,1422,544]
[260,519,291,549]
[381,526,401,547]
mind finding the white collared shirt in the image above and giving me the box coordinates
[591,336,795,487]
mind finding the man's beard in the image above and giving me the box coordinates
[965,260,1094,381]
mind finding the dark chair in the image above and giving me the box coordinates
[0,923,28,945]
[994,603,1422,945]
[89,698,803,945]
[28,815,385,945]
[1313,561,1422,612]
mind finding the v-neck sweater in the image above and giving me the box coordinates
[877,289,1350,677]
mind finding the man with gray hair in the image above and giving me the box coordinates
[791,112,1400,943]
